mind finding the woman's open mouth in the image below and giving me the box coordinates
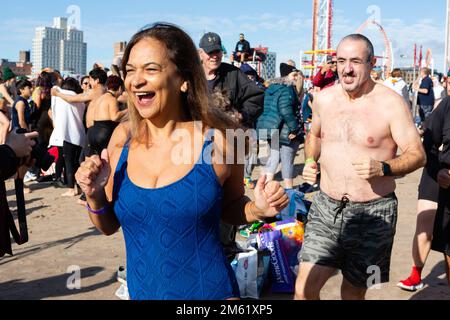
[135,92,156,107]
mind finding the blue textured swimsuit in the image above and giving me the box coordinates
[113,136,240,300]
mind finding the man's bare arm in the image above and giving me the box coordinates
[109,99,127,122]
[305,98,322,161]
[16,101,29,130]
[117,92,128,104]
[387,95,426,175]
[0,85,14,105]
[52,88,95,104]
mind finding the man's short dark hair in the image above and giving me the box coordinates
[16,79,32,95]
[106,75,124,91]
[338,34,375,62]
[89,68,108,85]
[62,77,83,94]
[391,68,403,78]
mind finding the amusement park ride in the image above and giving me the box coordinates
[235,0,441,81]
[301,0,397,78]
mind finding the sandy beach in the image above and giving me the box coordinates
[1,148,450,300]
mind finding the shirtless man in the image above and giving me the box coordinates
[51,68,108,125]
[295,34,426,300]
[86,75,128,156]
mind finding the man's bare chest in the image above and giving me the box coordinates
[320,107,391,148]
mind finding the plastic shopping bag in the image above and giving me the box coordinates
[257,219,304,293]
[232,248,270,299]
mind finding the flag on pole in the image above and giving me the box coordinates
[419,45,423,68]
[413,44,417,68]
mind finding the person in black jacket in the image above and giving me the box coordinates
[198,32,264,129]
[426,97,450,286]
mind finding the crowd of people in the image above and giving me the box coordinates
[0,23,450,300]
[0,65,128,202]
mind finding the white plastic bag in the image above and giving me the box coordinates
[115,283,130,300]
[233,247,269,299]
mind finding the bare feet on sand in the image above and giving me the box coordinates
[61,189,81,197]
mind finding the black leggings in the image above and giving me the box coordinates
[55,146,65,182]
[63,141,82,188]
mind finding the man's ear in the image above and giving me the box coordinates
[371,56,377,68]
[181,81,189,93]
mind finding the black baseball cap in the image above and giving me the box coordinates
[199,32,222,54]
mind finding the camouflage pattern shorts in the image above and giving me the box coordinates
[300,191,398,288]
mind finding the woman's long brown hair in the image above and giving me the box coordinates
[121,23,239,144]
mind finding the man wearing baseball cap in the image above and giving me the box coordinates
[198,32,264,129]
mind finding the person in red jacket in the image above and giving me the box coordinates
[312,54,338,90]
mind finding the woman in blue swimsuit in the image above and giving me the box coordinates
[75,23,289,300]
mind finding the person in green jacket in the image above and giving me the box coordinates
[257,63,304,190]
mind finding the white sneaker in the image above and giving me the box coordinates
[23,172,38,183]
[396,278,424,292]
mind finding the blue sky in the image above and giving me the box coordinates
[0,0,447,73]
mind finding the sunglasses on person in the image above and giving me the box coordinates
[138,21,180,33]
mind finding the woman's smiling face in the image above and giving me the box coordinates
[125,37,184,120]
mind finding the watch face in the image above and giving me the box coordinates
[383,163,392,176]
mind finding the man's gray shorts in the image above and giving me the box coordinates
[300,191,398,288]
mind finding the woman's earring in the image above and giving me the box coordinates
[181,82,188,93]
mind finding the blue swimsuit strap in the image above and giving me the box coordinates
[115,128,216,177]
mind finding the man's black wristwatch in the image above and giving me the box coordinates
[381,162,393,177]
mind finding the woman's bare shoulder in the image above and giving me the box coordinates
[109,121,131,151]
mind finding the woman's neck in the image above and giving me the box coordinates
[143,111,191,142]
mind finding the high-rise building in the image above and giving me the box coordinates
[245,51,276,80]
[114,42,127,59]
[19,51,30,63]
[264,52,277,79]
[32,17,87,76]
